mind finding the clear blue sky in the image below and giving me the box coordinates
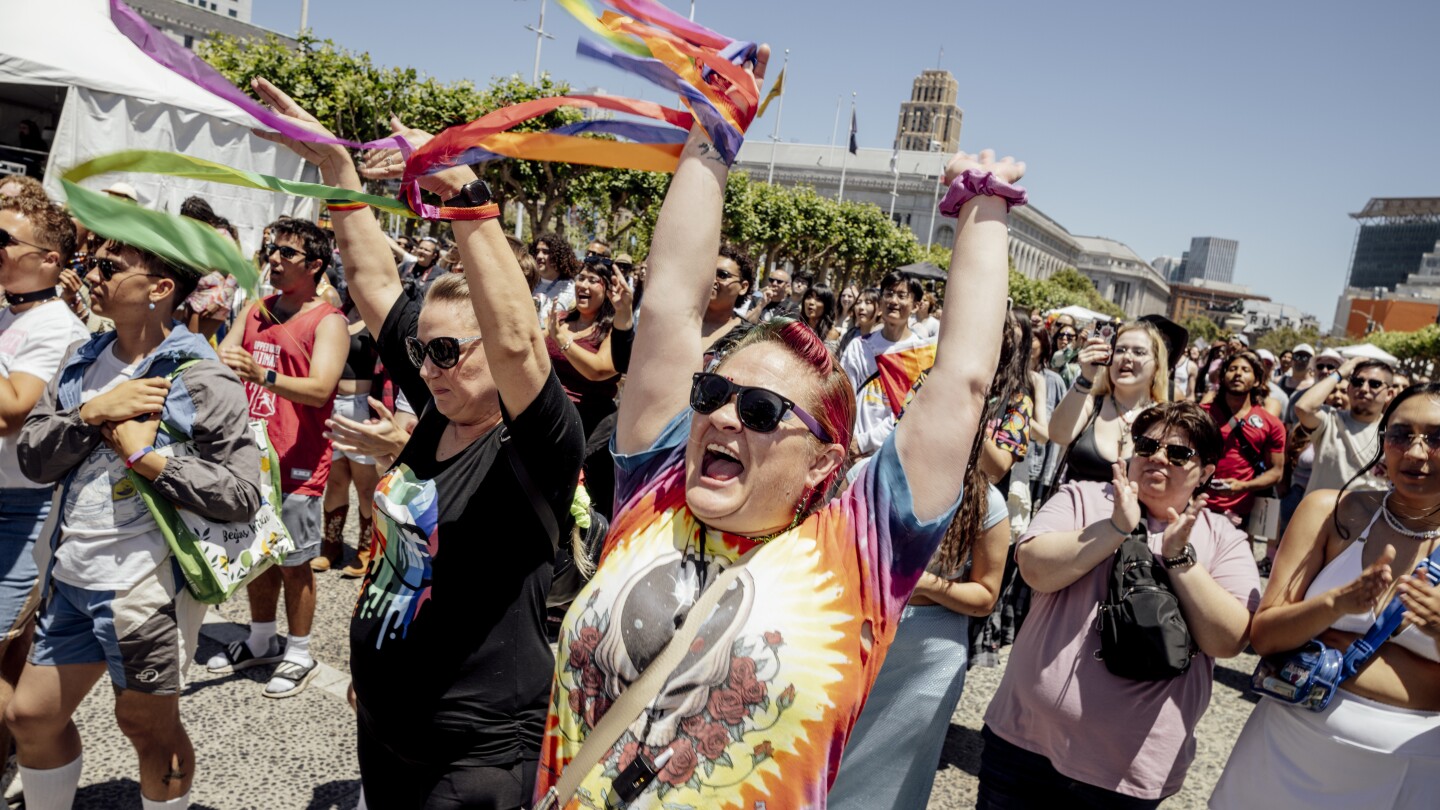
[253,0,1440,330]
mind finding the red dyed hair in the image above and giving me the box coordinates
[719,319,856,514]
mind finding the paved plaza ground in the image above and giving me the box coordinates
[56,513,1259,809]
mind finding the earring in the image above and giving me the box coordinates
[148,301,156,311]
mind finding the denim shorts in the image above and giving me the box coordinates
[279,493,322,567]
[0,487,51,644]
[30,559,204,695]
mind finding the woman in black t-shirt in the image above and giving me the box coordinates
[255,78,584,810]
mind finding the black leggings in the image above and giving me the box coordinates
[357,720,538,810]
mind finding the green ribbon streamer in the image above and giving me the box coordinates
[61,179,259,294]
[64,150,414,218]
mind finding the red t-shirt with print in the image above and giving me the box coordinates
[241,295,343,496]
[1202,402,1286,516]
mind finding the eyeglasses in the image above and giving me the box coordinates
[1056,332,1076,341]
[264,243,307,262]
[615,262,633,273]
[881,290,912,302]
[0,227,48,254]
[583,255,613,270]
[1314,363,1338,373]
[87,256,161,282]
[405,335,481,369]
[1350,377,1387,391]
[1132,435,1198,467]
[1113,346,1151,359]
[689,372,833,443]
[1384,425,1440,452]
[715,269,737,281]
[1294,353,1313,361]
[765,277,789,286]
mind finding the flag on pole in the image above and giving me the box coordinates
[756,67,785,118]
[847,107,858,155]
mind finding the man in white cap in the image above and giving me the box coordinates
[1294,352,1395,493]
[1277,342,1316,414]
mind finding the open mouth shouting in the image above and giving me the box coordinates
[701,442,745,483]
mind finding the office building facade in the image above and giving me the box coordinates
[1178,237,1238,284]
[1345,198,1440,292]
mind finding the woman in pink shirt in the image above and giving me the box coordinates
[979,401,1262,808]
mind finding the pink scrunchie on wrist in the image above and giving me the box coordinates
[937,169,1028,217]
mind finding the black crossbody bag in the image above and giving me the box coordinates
[1095,512,1196,681]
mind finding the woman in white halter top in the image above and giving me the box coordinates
[1211,383,1440,809]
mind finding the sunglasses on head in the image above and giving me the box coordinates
[1384,425,1440,452]
[0,227,47,253]
[404,335,481,369]
[689,372,833,443]
[1132,435,1198,466]
[264,243,307,262]
[583,255,613,270]
[1350,376,1386,391]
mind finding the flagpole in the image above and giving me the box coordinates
[837,93,855,202]
[828,95,841,163]
[766,50,790,185]
[888,142,900,219]
[926,148,943,249]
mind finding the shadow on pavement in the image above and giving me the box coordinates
[305,779,362,810]
[936,723,983,776]
[74,777,221,809]
[1211,662,1261,703]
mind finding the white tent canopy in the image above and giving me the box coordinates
[1045,304,1110,324]
[0,0,315,254]
[1338,343,1400,367]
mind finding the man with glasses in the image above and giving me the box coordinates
[0,197,88,786]
[840,271,935,456]
[745,266,800,324]
[209,218,348,699]
[1293,353,1395,494]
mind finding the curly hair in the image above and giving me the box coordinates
[532,232,579,280]
[2,196,77,264]
[718,242,755,292]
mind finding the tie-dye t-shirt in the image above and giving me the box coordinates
[536,412,961,809]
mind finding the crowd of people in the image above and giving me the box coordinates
[0,49,1435,810]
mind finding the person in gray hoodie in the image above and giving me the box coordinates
[5,236,260,810]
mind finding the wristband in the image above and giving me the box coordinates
[1332,371,1343,383]
[325,200,368,212]
[1074,375,1094,390]
[125,446,155,469]
[437,202,502,222]
[938,169,1029,217]
[1108,517,1132,537]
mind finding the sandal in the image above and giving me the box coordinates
[263,658,320,699]
[205,639,285,674]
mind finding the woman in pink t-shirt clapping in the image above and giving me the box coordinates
[979,401,1262,808]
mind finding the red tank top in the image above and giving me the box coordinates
[242,295,343,496]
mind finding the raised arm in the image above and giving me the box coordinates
[1294,357,1354,430]
[616,49,768,454]
[250,78,404,336]
[895,151,1022,520]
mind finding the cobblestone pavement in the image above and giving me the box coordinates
[55,508,1263,809]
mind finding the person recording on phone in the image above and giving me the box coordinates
[1047,321,1171,485]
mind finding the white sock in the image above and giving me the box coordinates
[247,620,277,656]
[141,792,190,809]
[283,633,312,667]
[18,755,82,810]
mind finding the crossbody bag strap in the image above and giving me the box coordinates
[550,543,765,807]
[1340,544,1440,679]
[500,427,561,550]
[1227,410,1269,473]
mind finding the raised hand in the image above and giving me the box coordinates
[248,77,349,173]
[1161,494,1208,559]
[1077,334,1111,378]
[608,264,635,329]
[79,378,170,426]
[1331,544,1396,615]
[359,116,475,198]
[943,148,1026,186]
[1110,460,1142,534]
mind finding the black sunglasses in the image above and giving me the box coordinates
[0,227,47,253]
[1314,363,1338,373]
[615,262,633,272]
[1350,377,1386,391]
[765,277,789,286]
[1132,435,1198,467]
[87,256,160,282]
[689,372,832,442]
[264,242,308,262]
[405,335,481,369]
[584,255,613,270]
[1384,425,1440,452]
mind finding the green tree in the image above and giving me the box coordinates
[1253,325,1332,356]
[1180,316,1221,344]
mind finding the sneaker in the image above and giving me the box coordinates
[206,638,285,674]
[263,658,320,699]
